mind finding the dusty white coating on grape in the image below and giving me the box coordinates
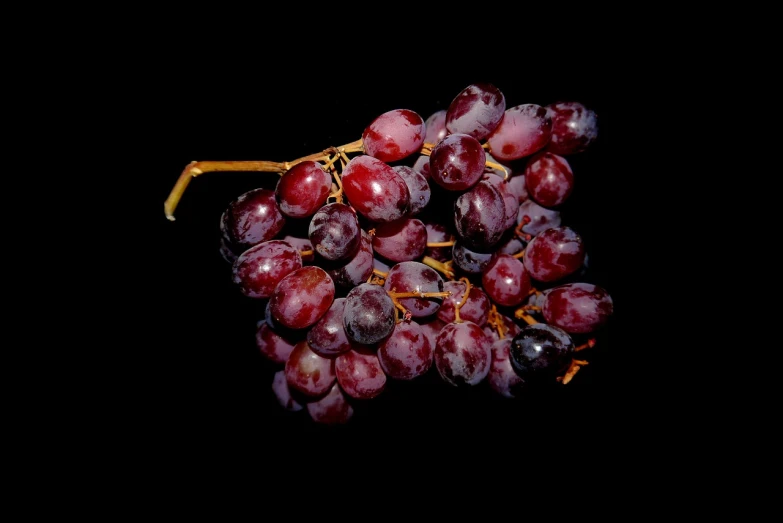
[272,370,304,412]
[434,321,492,386]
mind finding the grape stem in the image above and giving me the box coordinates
[426,240,455,248]
[164,138,364,221]
[387,289,452,323]
[514,310,538,325]
[421,256,455,279]
[486,304,507,339]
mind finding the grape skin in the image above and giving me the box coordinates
[423,109,447,144]
[486,104,553,162]
[436,280,490,326]
[343,283,396,345]
[232,240,302,299]
[429,133,486,191]
[220,188,286,253]
[372,217,427,263]
[256,320,298,364]
[481,253,532,307]
[454,179,507,251]
[434,321,492,387]
[284,340,337,397]
[544,101,598,155]
[508,323,574,383]
[307,297,357,357]
[488,338,526,399]
[383,261,444,318]
[523,226,586,283]
[341,155,411,223]
[362,108,425,163]
[305,381,354,425]
[335,346,387,400]
[542,283,613,334]
[377,321,433,380]
[516,200,561,236]
[272,370,304,412]
[268,266,336,330]
[308,202,361,262]
[524,152,574,208]
[393,165,431,216]
[275,160,332,218]
[327,229,374,289]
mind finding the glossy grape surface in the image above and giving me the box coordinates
[508,323,574,382]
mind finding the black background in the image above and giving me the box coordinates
[140,59,646,466]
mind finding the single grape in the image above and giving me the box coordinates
[341,155,410,223]
[481,253,532,307]
[508,323,574,383]
[451,240,493,274]
[434,321,492,387]
[362,108,425,163]
[284,340,337,397]
[256,319,299,364]
[232,240,302,299]
[220,188,286,253]
[486,104,553,162]
[423,109,448,145]
[268,266,335,330]
[372,217,427,263]
[377,320,433,380]
[343,283,396,344]
[335,346,387,400]
[454,179,507,251]
[523,226,586,283]
[541,282,613,334]
[544,101,598,155]
[275,160,332,218]
[524,151,574,208]
[308,202,361,262]
[445,82,506,141]
[483,173,519,231]
[429,133,486,191]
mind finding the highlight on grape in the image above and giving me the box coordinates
[164,83,611,424]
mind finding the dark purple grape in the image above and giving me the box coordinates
[308,202,361,262]
[508,323,574,383]
[343,283,396,344]
[220,188,286,253]
[544,101,598,155]
[488,338,526,398]
[445,83,506,141]
[454,179,507,251]
[393,165,430,216]
[429,133,486,191]
[307,297,357,357]
[327,229,374,289]
[542,283,613,334]
[451,241,493,274]
[516,200,561,237]
[272,370,304,412]
[487,104,552,162]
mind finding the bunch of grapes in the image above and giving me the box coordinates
[164,83,613,425]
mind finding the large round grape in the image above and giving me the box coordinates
[429,133,486,191]
[522,226,585,283]
[231,240,302,299]
[486,104,552,162]
[542,283,613,334]
[268,266,335,330]
[341,155,410,223]
[308,202,361,262]
[362,108,425,163]
[343,283,396,345]
[524,152,574,208]
[377,321,433,380]
[445,82,506,141]
[434,321,492,387]
[481,253,531,307]
[508,323,574,383]
[275,160,332,218]
[454,179,507,251]
[220,188,286,253]
[544,101,598,155]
